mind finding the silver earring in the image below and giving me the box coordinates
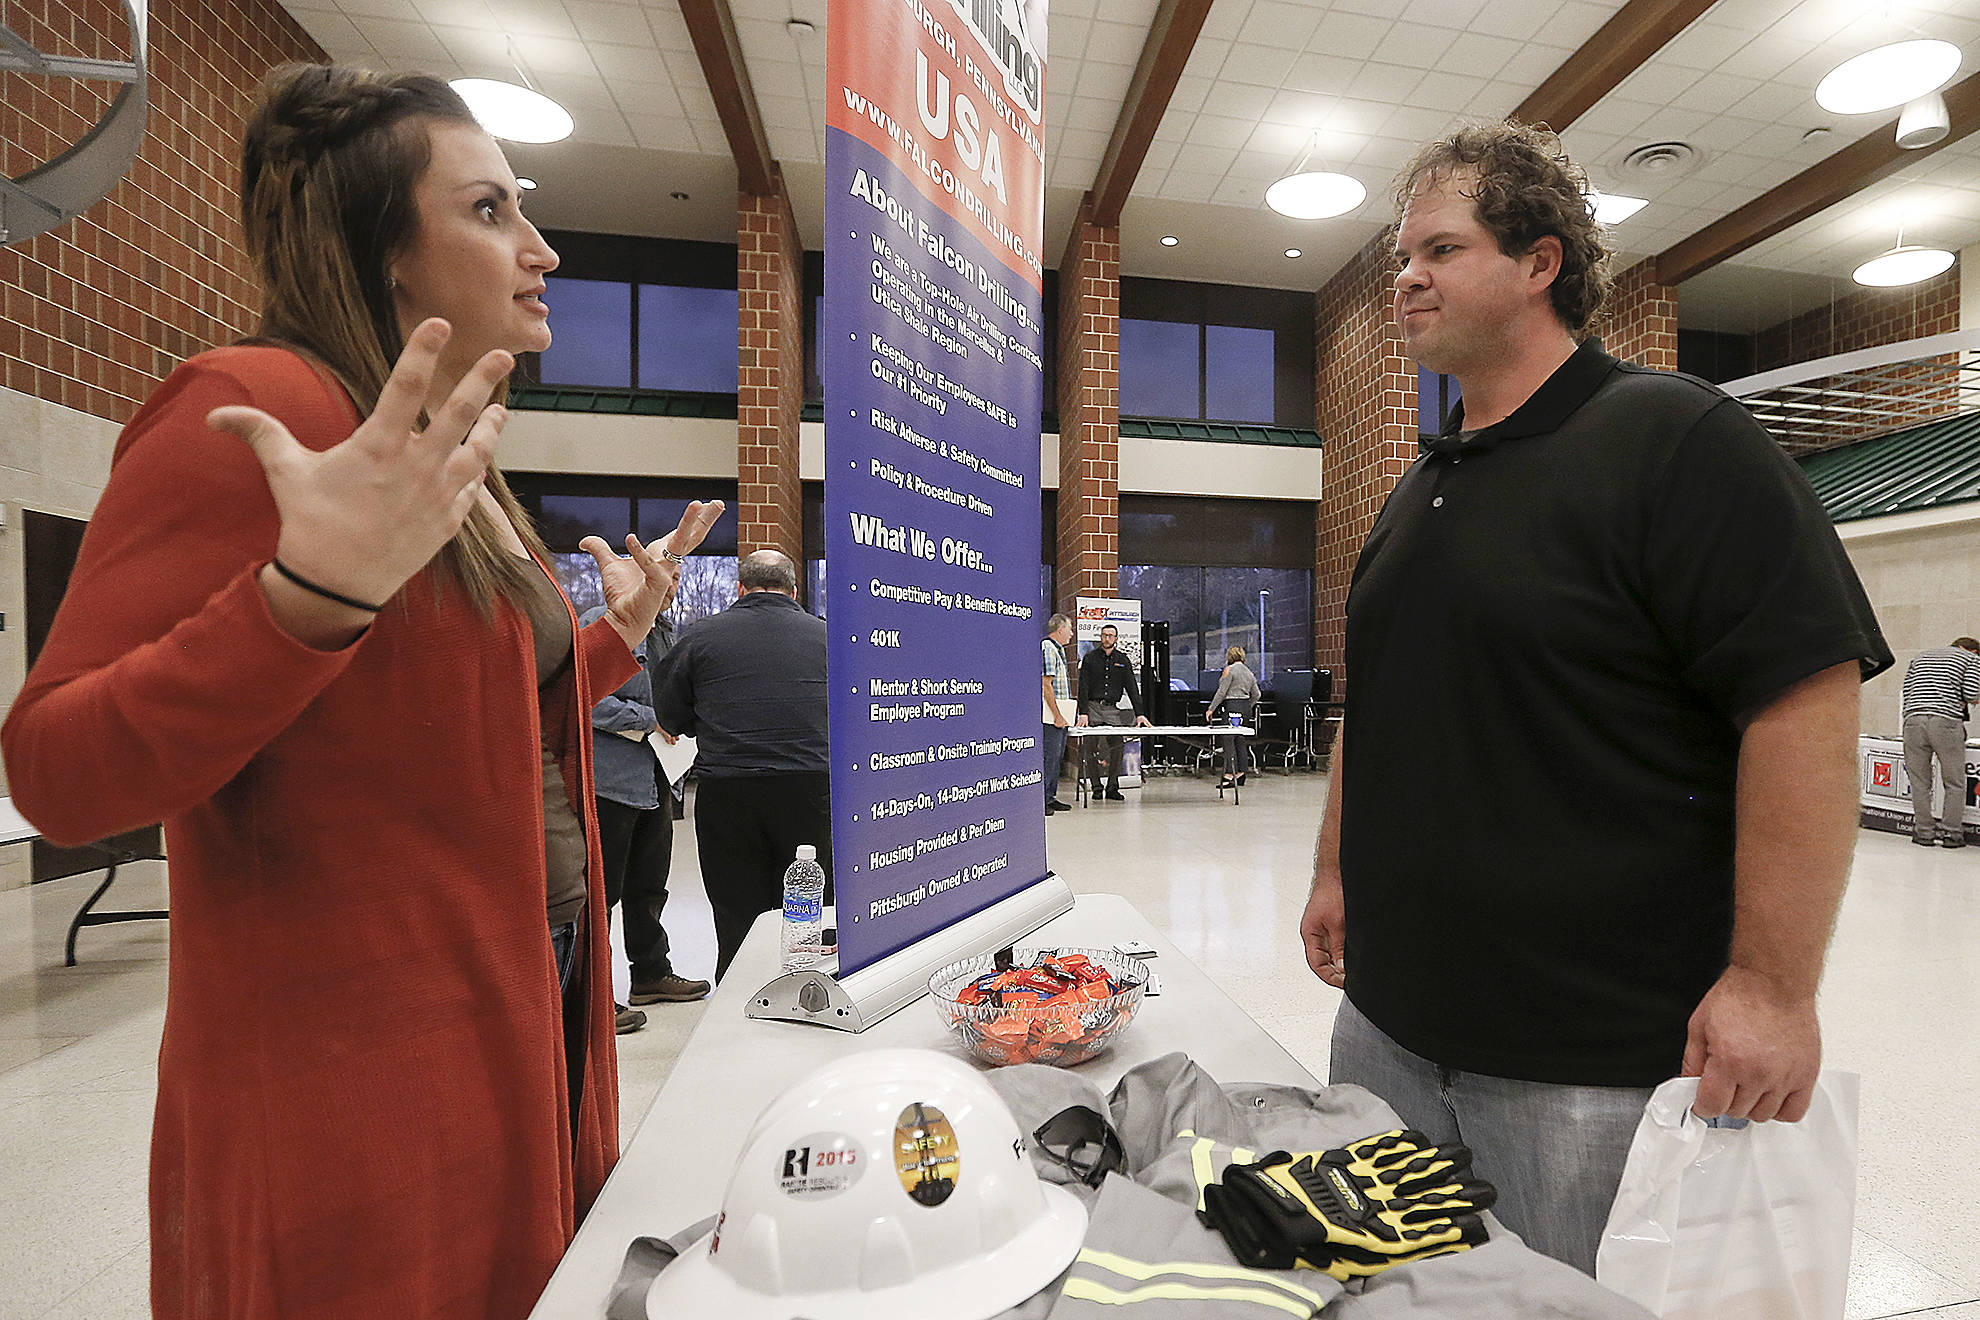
[385,274,398,290]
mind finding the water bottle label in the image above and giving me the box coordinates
[784,894,822,923]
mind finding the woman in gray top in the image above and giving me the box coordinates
[1208,646,1262,787]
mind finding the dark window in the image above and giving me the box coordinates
[1416,365,1461,435]
[1120,318,1201,419]
[1118,565,1314,687]
[639,285,739,392]
[537,278,633,386]
[1205,325,1276,424]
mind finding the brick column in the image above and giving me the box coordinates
[1054,196,1120,615]
[1314,234,1418,703]
[1604,260,1678,369]
[736,169,802,562]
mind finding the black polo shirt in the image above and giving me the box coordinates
[1342,339,1891,1086]
[1078,645,1144,715]
[651,591,830,777]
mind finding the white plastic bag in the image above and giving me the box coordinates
[1596,1072,1859,1320]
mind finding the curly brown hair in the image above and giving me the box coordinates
[1393,120,1613,337]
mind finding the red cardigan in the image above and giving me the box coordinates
[2,347,637,1318]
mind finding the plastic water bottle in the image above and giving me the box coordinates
[780,845,826,972]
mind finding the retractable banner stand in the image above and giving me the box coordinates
[825,0,1050,976]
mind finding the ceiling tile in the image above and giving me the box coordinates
[1308,11,1392,61]
[1438,31,1522,79]
[518,35,598,77]
[1398,0,1486,28]
[1263,87,1339,127]
[1470,1,1562,42]
[610,78,685,118]
[1184,115,1255,149]
[1236,1,1321,49]
[563,1,653,48]
[1282,52,1363,97]
[1159,171,1223,203]
[1083,19,1151,66]
[1219,43,1300,89]
[1346,62,1424,103]
[409,0,499,28]
[645,6,694,52]
[1381,104,1461,142]
[1166,74,1212,115]
[1201,80,1277,121]
[1495,43,1576,90]
[1200,0,1250,42]
[494,3,579,40]
[1372,23,1458,68]
[1411,71,1488,112]
[349,16,450,61]
[1068,60,1133,106]
[588,42,667,80]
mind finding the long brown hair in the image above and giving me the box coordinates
[239,63,552,615]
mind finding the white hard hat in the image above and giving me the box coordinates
[647,1048,1087,1320]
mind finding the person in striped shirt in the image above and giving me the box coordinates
[1901,637,1980,847]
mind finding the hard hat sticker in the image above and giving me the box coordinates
[777,1131,866,1201]
[894,1102,961,1207]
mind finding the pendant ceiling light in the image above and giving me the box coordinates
[1815,39,1960,115]
[1266,135,1365,220]
[1852,244,1955,287]
[450,78,574,143]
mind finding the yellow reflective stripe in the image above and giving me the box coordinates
[1181,1132,1258,1211]
[1062,1276,1314,1317]
[1075,1248,1331,1308]
[1189,1136,1215,1210]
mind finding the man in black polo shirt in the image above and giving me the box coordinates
[1299,122,1890,1275]
[654,550,831,980]
[1075,623,1151,800]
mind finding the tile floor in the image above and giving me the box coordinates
[1,770,1975,1318]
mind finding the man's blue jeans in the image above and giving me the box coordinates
[1328,995,1653,1276]
[1042,722,1068,804]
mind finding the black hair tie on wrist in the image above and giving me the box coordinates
[271,559,387,613]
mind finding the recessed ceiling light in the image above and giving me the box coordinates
[449,78,574,144]
[1586,191,1647,224]
[1852,244,1955,287]
[1265,171,1365,220]
[1815,40,1960,115]
[515,176,538,190]
[1160,234,1179,246]
[1284,248,1302,258]
[671,191,690,201]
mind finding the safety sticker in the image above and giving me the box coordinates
[894,1102,961,1207]
[778,1131,866,1201]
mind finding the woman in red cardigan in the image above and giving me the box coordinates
[1,66,720,1318]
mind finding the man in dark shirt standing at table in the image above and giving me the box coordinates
[1300,121,1891,1275]
[654,550,830,980]
[1075,623,1152,801]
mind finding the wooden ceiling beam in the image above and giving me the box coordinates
[1088,0,1215,227]
[1652,71,1980,286]
[678,0,778,196]
[1513,0,1717,129]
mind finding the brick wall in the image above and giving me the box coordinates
[1755,261,1961,369]
[1313,233,1417,701]
[736,173,802,562]
[0,0,323,422]
[1751,259,1961,454]
[1603,259,1678,369]
[1054,196,1119,616]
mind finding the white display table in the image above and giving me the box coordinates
[1066,725,1256,802]
[1857,733,1979,842]
[528,891,1315,1318]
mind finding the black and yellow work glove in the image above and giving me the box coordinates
[1199,1129,1494,1280]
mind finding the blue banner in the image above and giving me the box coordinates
[825,0,1049,975]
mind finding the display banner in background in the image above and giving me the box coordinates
[1075,596,1144,785]
[825,0,1050,975]
[1857,734,1979,842]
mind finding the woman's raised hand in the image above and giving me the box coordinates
[581,499,726,648]
[208,318,510,611]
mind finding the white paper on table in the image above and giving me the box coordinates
[648,733,698,786]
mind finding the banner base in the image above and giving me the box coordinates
[745,873,1075,1033]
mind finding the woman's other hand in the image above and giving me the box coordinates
[582,499,725,650]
